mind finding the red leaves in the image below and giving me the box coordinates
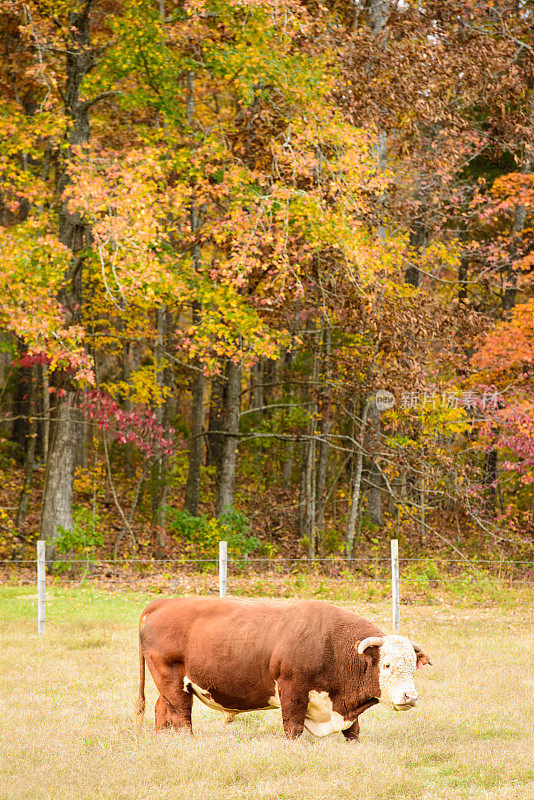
[79,390,174,460]
[18,353,50,369]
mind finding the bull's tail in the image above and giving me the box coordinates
[135,638,146,730]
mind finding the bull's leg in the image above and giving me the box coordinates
[342,700,377,740]
[160,682,193,733]
[277,679,309,739]
[342,718,360,742]
[155,693,172,730]
[147,655,193,734]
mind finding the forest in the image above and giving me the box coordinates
[1,0,533,570]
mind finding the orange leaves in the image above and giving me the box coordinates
[473,299,534,377]
[491,173,534,209]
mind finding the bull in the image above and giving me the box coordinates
[136,597,431,740]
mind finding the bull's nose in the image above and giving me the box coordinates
[403,691,418,706]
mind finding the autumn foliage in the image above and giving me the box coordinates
[0,0,532,563]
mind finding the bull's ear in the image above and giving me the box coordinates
[416,652,432,669]
[411,641,432,668]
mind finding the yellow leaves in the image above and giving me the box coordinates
[422,400,469,437]
[0,220,88,371]
[73,465,105,496]
[102,364,169,407]
[413,238,461,278]
[128,366,166,406]
[0,103,62,210]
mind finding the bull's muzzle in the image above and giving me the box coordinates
[394,689,418,710]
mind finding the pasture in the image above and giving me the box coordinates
[1,584,533,800]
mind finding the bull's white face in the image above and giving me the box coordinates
[376,635,418,710]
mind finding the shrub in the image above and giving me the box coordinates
[321,527,344,555]
[217,506,260,557]
[56,506,104,564]
[166,506,259,558]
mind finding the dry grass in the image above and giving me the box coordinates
[1,587,533,800]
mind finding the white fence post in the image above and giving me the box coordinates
[37,540,46,635]
[391,538,400,632]
[219,540,227,598]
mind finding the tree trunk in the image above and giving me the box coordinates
[75,408,87,469]
[298,336,319,556]
[315,421,330,530]
[215,359,242,516]
[250,359,264,411]
[41,363,50,463]
[183,73,206,515]
[405,218,426,287]
[40,3,94,551]
[301,437,316,556]
[12,343,32,463]
[283,442,294,485]
[483,448,498,511]
[365,0,388,32]
[182,272,204,513]
[121,335,134,477]
[184,309,205,515]
[346,398,371,557]
[207,373,225,467]
[41,386,77,552]
[365,402,383,526]
[420,471,426,545]
[315,327,332,533]
[458,256,468,303]
[503,93,533,313]
[151,305,174,545]
[183,368,205,516]
[16,365,38,531]
[282,342,297,484]
[262,357,277,409]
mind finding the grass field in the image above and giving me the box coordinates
[1,583,533,800]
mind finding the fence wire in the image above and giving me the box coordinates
[1,554,532,583]
[0,557,532,565]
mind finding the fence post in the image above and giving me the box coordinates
[37,540,46,635]
[219,540,227,598]
[391,538,400,632]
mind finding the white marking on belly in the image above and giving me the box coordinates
[183,678,350,735]
[304,691,352,737]
[183,676,235,714]
[183,676,276,720]
[268,682,280,709]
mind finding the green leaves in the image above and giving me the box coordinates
[166,506,259,557]
[56,506,104,557]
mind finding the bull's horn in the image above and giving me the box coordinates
[357,636,385,654]
[410,641,423,653]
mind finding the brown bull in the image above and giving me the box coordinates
[136,596,431,740]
